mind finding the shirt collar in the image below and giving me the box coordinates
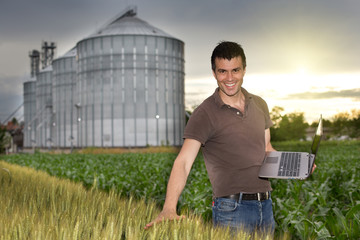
[213,87,252,108]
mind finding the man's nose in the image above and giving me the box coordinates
[226,72,234,80]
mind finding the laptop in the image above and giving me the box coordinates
[258,115,323,180]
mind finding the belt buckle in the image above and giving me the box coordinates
[257,193,261,201]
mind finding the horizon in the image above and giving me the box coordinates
[185,72,359,124]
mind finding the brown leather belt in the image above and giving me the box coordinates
[220,192,270,201]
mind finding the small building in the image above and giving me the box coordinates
[2,121,24,154]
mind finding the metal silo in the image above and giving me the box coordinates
[52,47,77,148]
[23,79,37,147]
[35,65,53,148]
[76,7,185,147]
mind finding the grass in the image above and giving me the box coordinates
[0,161,276,240]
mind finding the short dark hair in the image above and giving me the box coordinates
[211,41,247,71]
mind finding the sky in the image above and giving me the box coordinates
[0,0,359,124]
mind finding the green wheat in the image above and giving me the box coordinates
[0,161,275,240]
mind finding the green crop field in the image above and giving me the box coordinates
[2,140,359,239]
[1,161,267,239]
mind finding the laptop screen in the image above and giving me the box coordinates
[311,115,323,155]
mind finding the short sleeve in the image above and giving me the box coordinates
[183,107,213,145]
[263,101,273,129]
[252,95,273,129]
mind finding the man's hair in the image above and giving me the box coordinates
[211,41,247,71]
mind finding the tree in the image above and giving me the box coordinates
[310,118,331,128]
[11,117,18,125]
[270,107,309,141]
[332,109,360,138]
[0,126,11,154]
[269,106,284,128]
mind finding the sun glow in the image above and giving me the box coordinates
[185,72,360,123]
[296,66,308,76]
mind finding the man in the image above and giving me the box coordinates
[145,41,276,234]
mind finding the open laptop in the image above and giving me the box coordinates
[258,115,323,180]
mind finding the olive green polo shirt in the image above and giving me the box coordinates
[184,87,273,198]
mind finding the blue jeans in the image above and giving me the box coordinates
[212,193,275,234]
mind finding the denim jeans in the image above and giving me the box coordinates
[212,193,275,234]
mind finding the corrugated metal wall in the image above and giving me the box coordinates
[52,48,77,147]
[35,66,53,148]
[76,35,184,147]
[23,80,36,147]
[23,8,185,148]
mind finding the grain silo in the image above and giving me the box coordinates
[52,47,77,148]
[23,79,37,147]
[76,7,185,147]
[35,65,53,148]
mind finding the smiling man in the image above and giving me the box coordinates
[146,41,276,235]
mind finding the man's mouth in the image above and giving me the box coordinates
[225,83,235,87]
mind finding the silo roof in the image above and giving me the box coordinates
[39,65,53,73]
[61,47,77,58]
[84,6,178,40]
[53,47,77,62]
[23,79,36,85]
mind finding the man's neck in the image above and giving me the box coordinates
[219,88,245,112]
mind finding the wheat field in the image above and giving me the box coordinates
[0,161,277,240]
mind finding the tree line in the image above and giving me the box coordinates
[186,105,359,141]
[270,106,360,141]
[1,107,359,153]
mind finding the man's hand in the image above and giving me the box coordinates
[144,209,185,229]
[311,163,317,174]
[144,139,200,230]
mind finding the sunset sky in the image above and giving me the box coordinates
[0,0,359,124]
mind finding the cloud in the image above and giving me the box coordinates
[285,88,360,100]
[0,91,23,123]
[0,75,24,94]
[0,74,24,123]
[1,0,360,123]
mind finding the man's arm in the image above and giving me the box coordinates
[265,128,276,152]
[145,138,201,229]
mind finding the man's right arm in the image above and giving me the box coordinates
[144,138,201,229]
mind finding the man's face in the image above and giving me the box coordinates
[212,56,246,98]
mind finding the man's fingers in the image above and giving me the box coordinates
[311,163,317,174]
[144,222,154,230]
[144,217,162,230]
[144,215,185,230]
[144,216,164,230]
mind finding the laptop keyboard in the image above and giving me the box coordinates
[278,152,301,177]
